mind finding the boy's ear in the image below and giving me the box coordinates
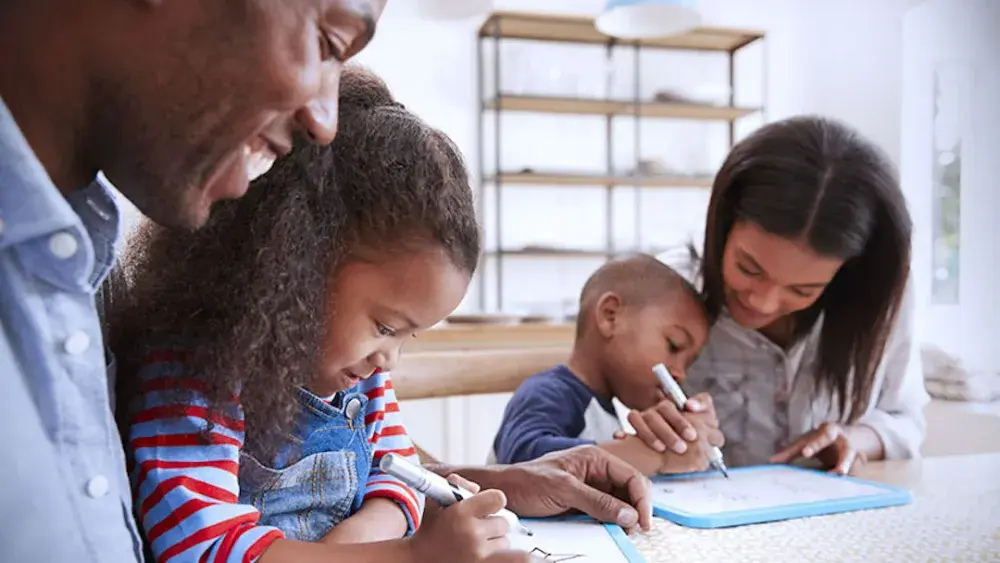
[595,291,623,338]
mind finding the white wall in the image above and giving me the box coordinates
[902,0,1000,370]
[357,0,921,464]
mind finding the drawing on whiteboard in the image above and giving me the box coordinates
[652,466,890,515]
[529,547,585,562]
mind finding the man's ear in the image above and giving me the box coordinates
[594,291,623,338]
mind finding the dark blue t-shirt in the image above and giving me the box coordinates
[491,365,624,464]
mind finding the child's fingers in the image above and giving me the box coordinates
[627,411,667,453]
[655,401,698,442]
[632,410,686,454]
[476,514,511,540]
[483,550,534,563]
[458,489,508,519]
[704,426,725,448]
[686,392,714,413]
[448,473,482,494]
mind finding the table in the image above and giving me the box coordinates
[631,453,1000,562]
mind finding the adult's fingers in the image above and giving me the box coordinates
[448,473,482,494]
[801,424,840,458]
[566,450,653,531]
[458,489,508,519]
[830,439,867,476]
[769,431,813,463]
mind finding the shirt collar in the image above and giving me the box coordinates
[0,97,84,250]
[0,97,121,289]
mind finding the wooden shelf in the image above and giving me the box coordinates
[489,248,610,258]
[485,95,758,120]
[479,10,764,52]
[487,172,713,188]
[487,248,671,259]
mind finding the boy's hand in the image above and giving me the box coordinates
[620,393,723,455]
[408,479,512,563]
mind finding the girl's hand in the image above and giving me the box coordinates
[408,476,513,563]
[770,422,867,475]
[621,393,724,455]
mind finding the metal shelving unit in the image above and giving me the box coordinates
[476,11,766,310]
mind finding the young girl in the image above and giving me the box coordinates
[109,67,509,563]
[626,116,927,475]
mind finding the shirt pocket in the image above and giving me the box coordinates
[239,450,359,542]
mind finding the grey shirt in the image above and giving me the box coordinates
[0,98,143,561]
[661,249,929,467]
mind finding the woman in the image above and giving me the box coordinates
[631,115,928,475]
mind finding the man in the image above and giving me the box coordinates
[0,1,650,561]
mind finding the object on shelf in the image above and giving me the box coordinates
[596,0,702,40]
[519,314,556,324]
[446,313,523,325]
[652,89,713,106]
[507,246,608,256]
[631,159,674,176]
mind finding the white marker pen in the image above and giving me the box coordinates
[652,363,730,479]
[379,453,534,536]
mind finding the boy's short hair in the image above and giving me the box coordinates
[576,254,703,337]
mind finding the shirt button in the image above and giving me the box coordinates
[63,331,91,355]
[49,232,79,259]
[85,475,109,498]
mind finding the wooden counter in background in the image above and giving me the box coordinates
[407,322,576,353]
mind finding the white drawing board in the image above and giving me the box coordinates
[652,465,912,528]
[508,517,645,562]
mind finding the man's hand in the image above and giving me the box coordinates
[436,445,652,533]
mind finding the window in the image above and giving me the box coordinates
[930,65,966,305]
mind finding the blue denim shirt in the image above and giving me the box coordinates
[0,98,143,561]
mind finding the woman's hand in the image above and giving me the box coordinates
[621,393,724,455]
[769,422,867,475]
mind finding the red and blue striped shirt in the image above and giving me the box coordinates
[128,350,423,563]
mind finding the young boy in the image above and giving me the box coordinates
[491,254,722,476]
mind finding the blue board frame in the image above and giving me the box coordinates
[652,464,913,529]
[522,515,647,562]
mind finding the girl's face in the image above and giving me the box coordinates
[313,249,470,396]
[721,220,844,330]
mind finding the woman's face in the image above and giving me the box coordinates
[721,221,845,329]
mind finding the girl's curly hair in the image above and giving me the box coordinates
[109,66,480,457]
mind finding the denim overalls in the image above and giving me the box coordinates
[238,386,372,541]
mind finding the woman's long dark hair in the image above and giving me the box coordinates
[108,66,480,456]
[701,116,911,422]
